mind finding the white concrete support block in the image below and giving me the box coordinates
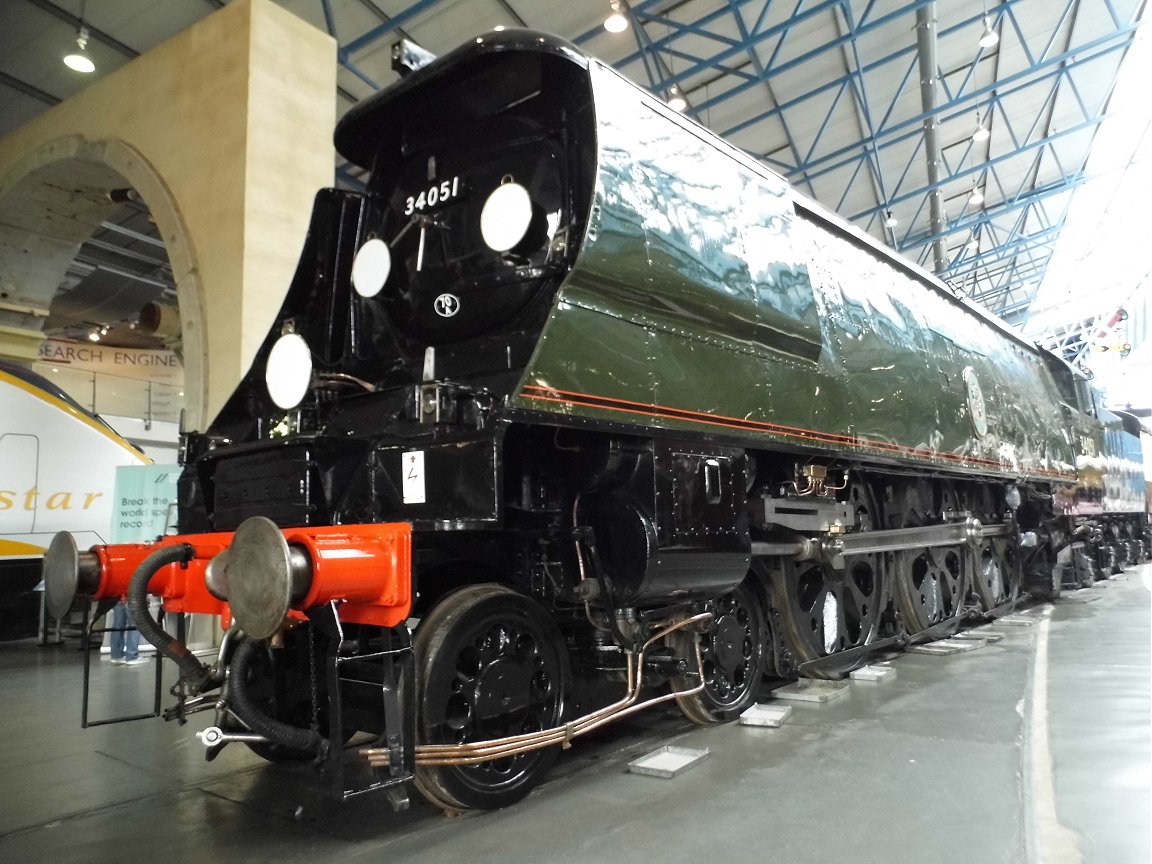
[739,703,793,726]
[850,664,897,682]
[772,679,850,702]
[993,615,1037,627]
[967,627,1006,642]
[628,746,710,779]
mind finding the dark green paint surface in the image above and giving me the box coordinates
[513,62,1076,482]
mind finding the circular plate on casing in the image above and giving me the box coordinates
[962,366,989,437]
[44,532,80,620]
[227,517,292,640]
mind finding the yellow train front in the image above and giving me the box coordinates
[42,30,1147,813]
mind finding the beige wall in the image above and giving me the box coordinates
[0,0,336,428]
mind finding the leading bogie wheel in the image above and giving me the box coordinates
[413,584,570,811]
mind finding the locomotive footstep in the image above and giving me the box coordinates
[771,679,850,702]
[627,745,710,779]
[738,703,793,726]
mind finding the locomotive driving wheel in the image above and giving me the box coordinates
[772,557,881,673]
[891,546,964,632]
[413,584,569,812]
[888,482,965,633]
[669,580,766,723]
[968,486,1019,611]
[770,476,884,675]
[969,538,1016,610]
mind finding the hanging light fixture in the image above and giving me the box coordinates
[966,232,980,252]
[666,86,687,112]
[604,1,629,33]
[884,210,898,228]
[971,112,990,142]
[968,186,985,207]
[64,25,95,73]
[978,15,999,49]
[64,1,95,73]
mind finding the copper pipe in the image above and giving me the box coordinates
[361,612,713,768]
[367,615,708,766]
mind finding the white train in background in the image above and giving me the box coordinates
[0,361,150,638]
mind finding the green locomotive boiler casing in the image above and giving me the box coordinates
[510,59,1077,487]
[187,29,1091,608]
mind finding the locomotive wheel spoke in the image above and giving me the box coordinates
[671,580,766,723]
[413,584,569,811]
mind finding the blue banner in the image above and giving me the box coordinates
[110,464,179,543]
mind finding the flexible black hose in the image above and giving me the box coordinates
[127,544,212,692]
[228,637,323,753]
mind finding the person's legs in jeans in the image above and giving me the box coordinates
[123,603,140,661]
[109,601,140,663]
[109,601,127,663]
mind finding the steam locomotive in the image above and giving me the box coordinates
[44,31,1147,812]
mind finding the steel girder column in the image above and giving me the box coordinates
[914,3,947,273]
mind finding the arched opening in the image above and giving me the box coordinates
[0,136,207,433]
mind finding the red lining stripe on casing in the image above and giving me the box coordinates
[518,383,1075,480]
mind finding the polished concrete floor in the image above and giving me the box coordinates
[0,565,1147,864]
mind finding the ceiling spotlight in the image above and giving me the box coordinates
[63,26,95,73]
[971,116,990,143]
[884,210,898,228]
[968,186,985,207]
[666,86,687,112]
[88,330,100,342]
[604,0,629,33]
[978,15,999,49]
